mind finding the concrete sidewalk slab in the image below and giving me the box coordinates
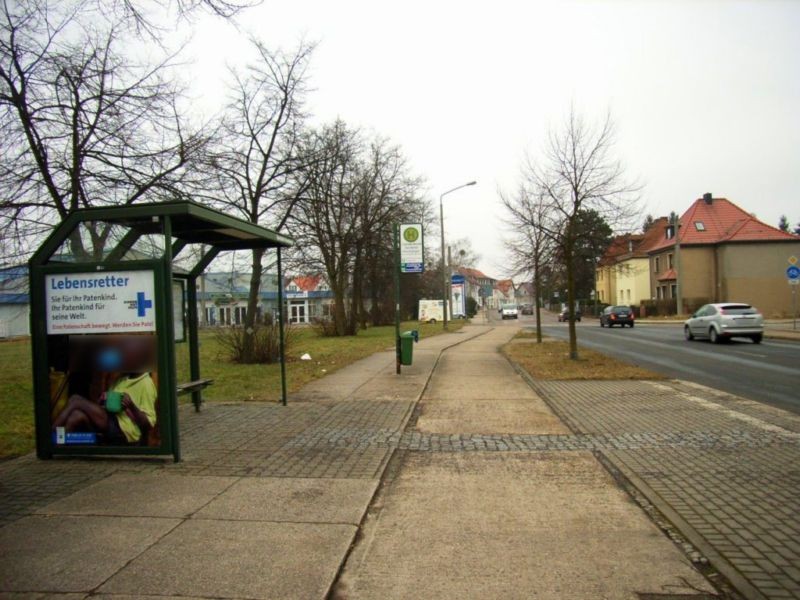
[100,519,356,599]
[338,452,712,600]
[0,515,180,592]
[35,473,236,518]
[425,374,534,400]
[416,397,568,434]
[194,477,378,524]
[3,594,87,600]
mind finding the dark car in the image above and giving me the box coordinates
[558,307,581,322]
[521,304,534,315]
[600,305,634,328]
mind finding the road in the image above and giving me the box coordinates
[489,309,800,414]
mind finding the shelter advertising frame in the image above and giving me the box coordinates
[30,259,180,460]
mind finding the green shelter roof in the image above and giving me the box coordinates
[30,200,293,267]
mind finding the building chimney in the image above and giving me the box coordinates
[703,193,713,205]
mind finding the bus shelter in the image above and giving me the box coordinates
[28,201,293,462]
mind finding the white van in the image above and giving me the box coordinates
[500,303,519,319]
[418,299,444,323]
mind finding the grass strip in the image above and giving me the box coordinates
[0,319,463,458]
[503,335,664,381]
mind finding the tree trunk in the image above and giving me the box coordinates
[369,253,379,325]
[241,247,265,363]
[533,252,543,344]
[332,271,348,336]
[564,226,579,360]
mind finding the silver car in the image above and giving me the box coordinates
[684,303,764,344]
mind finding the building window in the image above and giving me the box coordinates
[668,253,674,269]
[655,257,661,272]
[670,284,677,298]
[694,221,705,231]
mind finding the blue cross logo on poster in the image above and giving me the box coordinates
[127,291,153,316]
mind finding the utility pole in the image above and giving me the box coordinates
[447,245,453,321]
[394,224,401,374]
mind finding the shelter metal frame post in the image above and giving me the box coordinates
[163,215,181,462]
[171,238,188,260]
[104,229,142,263]
[277,247,288,406]
[186,275,202,411]
[189,247,221,279]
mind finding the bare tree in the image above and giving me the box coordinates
[1,0,206,260]
[526,106,640,359]
[500,183,555,343]
[202,40,312,361]
[289,121,360,335]
[289,121,428,335]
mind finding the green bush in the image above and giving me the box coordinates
[214,322,293,364]
[466,296,478,318]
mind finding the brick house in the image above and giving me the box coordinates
[648,194,800,316]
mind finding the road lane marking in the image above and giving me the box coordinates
[649,382,800,436]
[539,326,798,376]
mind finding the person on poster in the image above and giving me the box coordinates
[51,337,157,444]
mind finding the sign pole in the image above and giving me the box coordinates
[277,246,288,405]
[787,261,800,330]
[394,224,401,374]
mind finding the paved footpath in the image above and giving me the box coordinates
[334,326,715,599]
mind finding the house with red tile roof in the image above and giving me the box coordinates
[493,279,516,308]
[648,194,800,316]
[596,217,669,307]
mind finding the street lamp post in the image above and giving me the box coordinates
[440,180,476,330]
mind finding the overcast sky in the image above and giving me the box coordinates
[180,0,799,277]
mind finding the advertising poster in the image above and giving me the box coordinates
[46,270,161,448]
[46,270,156,334]
[451,275,466,317]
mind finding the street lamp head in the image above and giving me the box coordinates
[466,181,477,186]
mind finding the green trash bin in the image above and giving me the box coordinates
[400,330,418,365]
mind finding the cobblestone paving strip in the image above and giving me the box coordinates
[532,379,800,600]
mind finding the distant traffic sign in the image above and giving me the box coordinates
[787,265,800,280]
